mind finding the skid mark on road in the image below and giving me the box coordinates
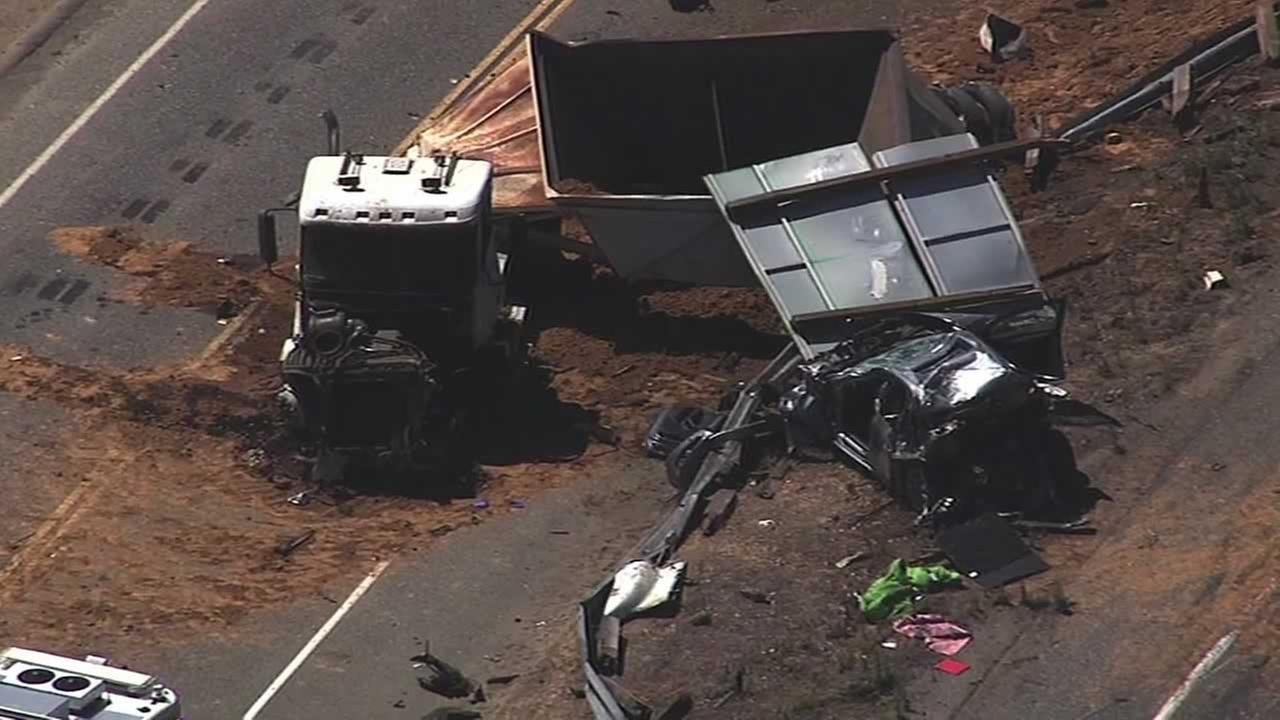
[2,272,93,309]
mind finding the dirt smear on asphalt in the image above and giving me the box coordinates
[0,225,770,653]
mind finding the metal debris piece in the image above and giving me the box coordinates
[412,645,478,700]
[486,674,520,686]
[835,551,870,569]
[286,489,312,506]
[655,693,694,720]
[472,499,490,510]
[610,364,634,378]
[275,529,315,558]
[979,14,1027,62]
[756,519,776,528]
[603,560,687,619]
[1203,270,1229,290]
[1104,132,1124,144]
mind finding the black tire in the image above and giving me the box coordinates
[942,85,993,145]
[961,82,1018,143]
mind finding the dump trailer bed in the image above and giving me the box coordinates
[704,133,1054,359]
[407,28,966,286]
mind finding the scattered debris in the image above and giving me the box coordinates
[655,693,694,720]
[755,519,776,528]
[413,645,479,700]
[880,639,899,650]
[935,657,971,676]
[610,364,634,378]
[603,560,687,619]
[754,455,792,499]
[668,0,712,12]
[835,551,870,569]
[421,708,482,720]
[286,489,312,507]
[274,529,315,558]
[858,559,963,622]
[710,667,746,709]
[471,499,490,510]
[509,498,527,509]
[738,589,775,605]
[1203,270,1229,290]
[1104,131,1124,145]
[939,514,1049,588]
[241,448,267,469]
[979,14,1027,63]
[486,674,520,686]
[892,614,973,655]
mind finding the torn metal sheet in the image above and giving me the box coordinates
[938,514,1049,588]
[604,560,687,620]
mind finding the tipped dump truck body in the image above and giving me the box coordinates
[409,28,966,286]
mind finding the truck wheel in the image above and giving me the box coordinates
[961,82,1017,143]
[941,85,994,145]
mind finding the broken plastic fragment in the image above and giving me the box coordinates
[1203,270,1228,290]
[604,560,687,619]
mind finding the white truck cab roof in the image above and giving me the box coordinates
[298,155,491,227]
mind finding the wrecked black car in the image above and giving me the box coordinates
[698,133,1111,523]
[777,308,1088,521]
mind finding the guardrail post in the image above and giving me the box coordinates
[1259,1,1280,65]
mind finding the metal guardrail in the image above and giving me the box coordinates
[1058,2,1279,143]
[577,343,800,719]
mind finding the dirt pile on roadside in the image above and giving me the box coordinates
[903,0,1261,132]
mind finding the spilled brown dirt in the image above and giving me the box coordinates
[0,224,771,652]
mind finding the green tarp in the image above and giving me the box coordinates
[858,558,964,622]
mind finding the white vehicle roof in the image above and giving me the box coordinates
[299,155,490,227]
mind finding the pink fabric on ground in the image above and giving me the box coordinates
[892,613,973,655]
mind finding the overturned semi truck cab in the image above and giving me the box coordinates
[260,153,525,477]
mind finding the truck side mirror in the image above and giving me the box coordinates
[257,210,279,266]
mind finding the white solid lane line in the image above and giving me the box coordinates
[241,560,393,720]
[0,0,216,212]
[1150,629,1239,720]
